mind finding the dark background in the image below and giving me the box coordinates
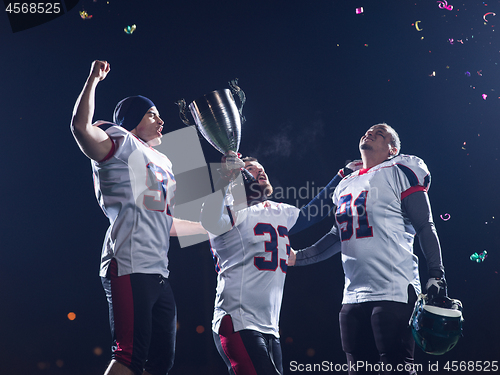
[1,0,499,374]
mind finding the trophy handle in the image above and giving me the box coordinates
[175,99,192,126]
[229,78,246,124]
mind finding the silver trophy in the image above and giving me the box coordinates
[176,79,246,154]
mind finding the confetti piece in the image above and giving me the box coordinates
[449,38,454,44]
[482,94,488,100]
[465,71,471,76]
[483,12,496,22]
[79,10,92,19]
[356,7,364,14]
[124,24,137,34]
[440,213,451,221]
[415,20,423,31]
[437,0,453,10]
[470,250,488,262]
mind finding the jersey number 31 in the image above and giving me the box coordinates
[336,191,373,241]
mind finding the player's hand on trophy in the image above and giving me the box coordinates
[90,60,110,81]
[221,151,244,181]
[338,159,363,178]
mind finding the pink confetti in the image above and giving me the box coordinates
[483,12,496,22]
[440,213,451,221]
[437,0,453,10]
[482,94,488,100]
[356,7,364,14]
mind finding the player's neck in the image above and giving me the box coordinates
[147,138,161,147]
[361,151,391,169]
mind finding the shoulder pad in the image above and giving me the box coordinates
[104,124,129,137]
[392,154,431,189]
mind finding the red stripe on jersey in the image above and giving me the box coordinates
[109,259,135,367]
[358,168,370,175]
[401,185,427,200]
[218,315,258,375]
[98,139,116,163]
[208,237,221,273]
[227,205,235,227]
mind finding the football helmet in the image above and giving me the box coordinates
[410,293,463,355]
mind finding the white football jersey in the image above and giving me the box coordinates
[92,125,176,278]
[333,155,430,304]
[209,200,300,337]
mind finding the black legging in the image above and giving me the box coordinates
[339,290,418,375]
[213,314,283,375]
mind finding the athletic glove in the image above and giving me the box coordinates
[338,159,363,178]
[426,277,448,305]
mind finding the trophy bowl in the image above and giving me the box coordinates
[189,89,241,154]
[176,80,245,155]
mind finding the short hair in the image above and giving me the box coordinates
[242,156,258,163]
[377,123,401,156]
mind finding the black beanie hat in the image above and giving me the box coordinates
[113,95,155,131]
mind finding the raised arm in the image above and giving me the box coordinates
[289,160,362,235]
[200,186,235,235]
[288,173,341,235]
[70,60,113,162]
[200,153,245,235]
